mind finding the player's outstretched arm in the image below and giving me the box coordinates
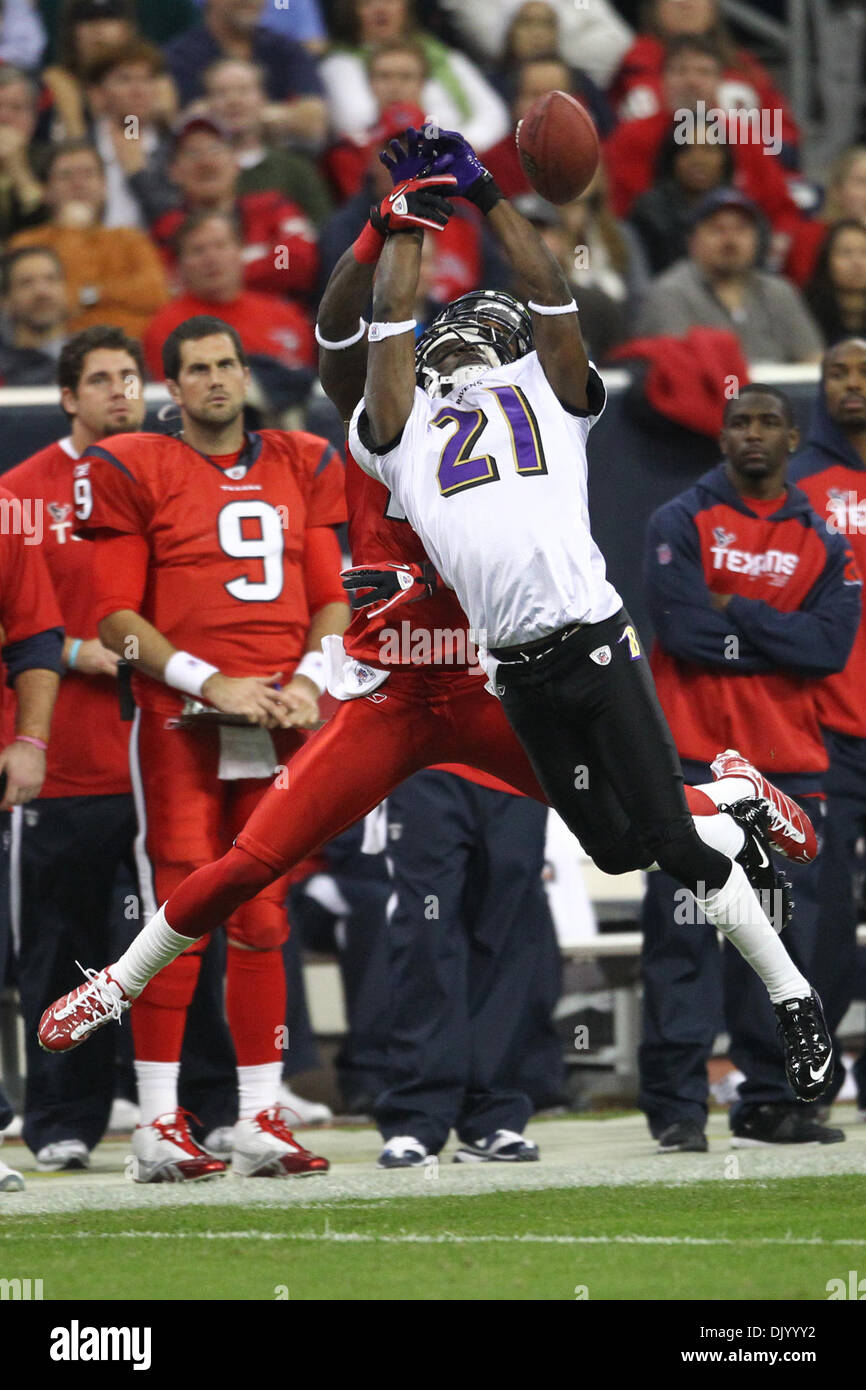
[425,128,590,411]
[317,246,376,429]
[365,230,424,448]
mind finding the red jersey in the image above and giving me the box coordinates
[144,290,315,381]
[0,484,64,734]
[151,192,319,300]
[76,429,346,716]
[2,443,131,798]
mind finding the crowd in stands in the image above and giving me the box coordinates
[1,0,865,394]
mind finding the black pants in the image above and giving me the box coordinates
[494,610,730,893]
[374,770,562,1152]
[638,768,824,1135]
[14,793,138,1154]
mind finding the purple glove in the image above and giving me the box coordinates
[379,127,435,186]
[418,125,503,213]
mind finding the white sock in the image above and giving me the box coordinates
[697,776,757,809]
[696,863,810,1002]
[111,905,198,998]
[692,811,746,859]
[237,1062,282,1120]
[135,1060,180,1127]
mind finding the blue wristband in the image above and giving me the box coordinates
[67,639,82,670]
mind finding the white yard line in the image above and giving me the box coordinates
[2,1230,866,1246]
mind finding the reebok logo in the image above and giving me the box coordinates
[50,1321,152,1370]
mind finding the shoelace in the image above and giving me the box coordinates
[152,1109,205,1154]
[256,1108,302,1149]
[56,964,125,1025]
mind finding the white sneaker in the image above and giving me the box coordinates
[0,1138,24,1192]
[35,1139,90,1172]
[377,1136,429,1168]
[278,1083,333,1126]
[202,1125,235,1160]
[453,1129,540,1163]
[2,1114,23,1138]
[108,1098,140,1133]
[231,1106,330,1177]
[130,1110,227,1183]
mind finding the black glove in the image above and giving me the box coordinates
[342,561,438,619]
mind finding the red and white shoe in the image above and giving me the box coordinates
[131,1109,227,1183]
[710,749,818,863]
[231,1106,330,1178]
[38,965,130,1053]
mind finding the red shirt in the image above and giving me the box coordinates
[151,192,318,300]
[0,483,64,734]
[2,443,131,798]
[144,289,315,380]
[76,429,346,716]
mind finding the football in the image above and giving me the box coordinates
[517,90,600,205]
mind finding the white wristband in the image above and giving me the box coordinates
[164,650,220,698]
[528,300,578,316]
[295,651,327,696]
[368,319,417,342]
[315,318,368,350]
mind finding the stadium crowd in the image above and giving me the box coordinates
[1,0,866,1185]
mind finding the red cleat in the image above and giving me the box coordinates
[132,1109,227,1183]
[38,966,130,1053]
[231,1106,330,1177]
[710,749,818,863]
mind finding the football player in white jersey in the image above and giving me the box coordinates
[349,125,835,1104]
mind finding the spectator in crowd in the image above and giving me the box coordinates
[0,0,47,68]
[611,0,800,166]
[629,122,736,273]
[634,189,824,364]
[203,58,333,227]
[436,0,632,90]
[0,65,48,240]
[322,39,430,201]
[805,221,866,347]
[241,0,327,53]
[603,35,803,246]
[640,384,859,1151]
[146,116,319,305]
[83,40,169,229]
[143,210,315,385]
[42,0,176,139]
[484,56,615,209]
[558,167,650,318]
[2,325,146,1173]
[787,146,866,288]
[7,141,168,339]
[321,0,509,152]
[375,767,562,1168]
[165,0,328,150]
[509,191,628,362]
[490,3,615,137]
[0,479,64,1193]
[789,338,866,1113]
[0,246,69,384]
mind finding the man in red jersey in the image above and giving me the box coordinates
[0,485,64,1192]
[38,149,818,1088]
[68,313,348,1182]
[3,326,145,1173]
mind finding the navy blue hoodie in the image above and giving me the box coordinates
[789,387,866,739]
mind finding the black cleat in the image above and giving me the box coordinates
[731,1103,845,1147]
[721,799,793,932]
[773,990,835,1101]
[657,1121,708,1153]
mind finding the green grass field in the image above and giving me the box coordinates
[2,1114,865,1301]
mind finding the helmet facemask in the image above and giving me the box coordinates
[415,292,533,398]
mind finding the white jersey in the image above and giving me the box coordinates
[349,351,622,648]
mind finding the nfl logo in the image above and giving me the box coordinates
[656,543,672,565]
[590,645,611,666]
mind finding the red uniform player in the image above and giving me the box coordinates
[72,314,347,1182]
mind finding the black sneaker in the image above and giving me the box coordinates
[722,799,793,931]
[731,1103,845,1147]
[656,1121,708,1153]
[774,989,834,1101]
